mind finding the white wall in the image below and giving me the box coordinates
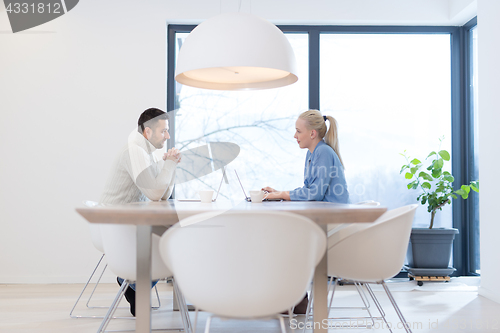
[477,0,500,304]
[0,0,478,283]
[0,0,172,283]
[449,0,478,25]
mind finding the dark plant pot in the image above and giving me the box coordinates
[407,228,459,268]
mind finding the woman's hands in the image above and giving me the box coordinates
[265,191,281,200]
[163,148,182,163]
[262,187,277,193]
[261,187,290,200]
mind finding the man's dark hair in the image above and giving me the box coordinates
[138,108,169,134]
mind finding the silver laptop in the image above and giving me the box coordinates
[234,170,283,202]
[177,168,226,202]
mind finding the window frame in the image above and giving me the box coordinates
[462,16,479,276]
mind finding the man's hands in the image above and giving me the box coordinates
[261,187,277,193]
[163,148,181,163]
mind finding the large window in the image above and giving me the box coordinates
[320,34,452,227]
[167,24,477,275]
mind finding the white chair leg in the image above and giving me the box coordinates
[180,292,192,332]
[353,282,376,327]
[288,309,295,331]
[301,279,381,329]
[302,293,312,332]
[327,276,337,310]
[73,263,163,319]
[172,277,192,333]
[152,284,161,309]
[71,255,160,320]
[363,282,393,333]
[382,281,412,333]
[173,279,187,332]
[279,315,287,333]
[204,315,212,333]
[93,279,186,333]
[329,279,372,311]
[356,282,372,310]
[323,279,382,327]
[70,254,106,318]
[192,308,199,333]
[97,280,128,333]
[365,283,386,318]
[302,279,320,333]
[86,262,108,308]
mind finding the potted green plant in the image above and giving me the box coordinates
[400,139,479,272]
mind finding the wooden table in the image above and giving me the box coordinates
[76,200,386,333]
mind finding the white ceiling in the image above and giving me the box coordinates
[0,0,478,26]
[165,0,477,26]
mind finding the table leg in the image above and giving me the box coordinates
[136,225,152,333]
[313,225,328,333]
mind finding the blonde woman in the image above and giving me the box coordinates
[263,110,349,203]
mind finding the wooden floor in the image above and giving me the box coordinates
[0,277,499,333]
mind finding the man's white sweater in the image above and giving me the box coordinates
[100,131,176,205]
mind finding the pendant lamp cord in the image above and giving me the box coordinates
[219,0,249,14]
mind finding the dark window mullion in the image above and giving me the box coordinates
[451,26,467,276]
[464,17,479,275]
[167,26,176,151]
[309,29,320,110]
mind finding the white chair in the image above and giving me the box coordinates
[307,204,417,333]
[327,200,381,240]
[70,201,108,318]
[70,201,161,319]
[97,223,190,333]
[159,211,327,333]
[305,200,380,322]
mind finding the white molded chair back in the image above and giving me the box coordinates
[327,201,381,248]
[83,201,105,253]
[100,224,171,281]
[89,225,104,253]
[160,211,326,318]
[327,204,418,282]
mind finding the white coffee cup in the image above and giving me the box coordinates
[199,190,214,203]
[249,190,266,203]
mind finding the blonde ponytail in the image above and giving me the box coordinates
[324,115,344,167]
[298,110,344,167]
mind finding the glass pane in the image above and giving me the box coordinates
[320,34,452,228]
[173,33,309,201]
[470,26,480,274]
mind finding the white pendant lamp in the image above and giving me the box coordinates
[175,12,298,91]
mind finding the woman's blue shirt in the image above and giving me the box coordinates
[289,140,350,203]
